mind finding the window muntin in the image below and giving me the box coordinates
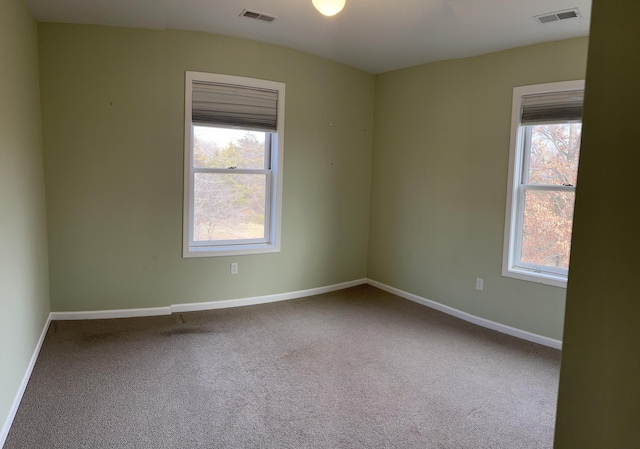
[503,81,584,287]
[184,72,285,257]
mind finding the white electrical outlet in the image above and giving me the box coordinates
[476,278,484,291]
[231,263,238,275]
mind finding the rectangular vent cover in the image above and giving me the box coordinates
[535,7,581,24]
[240,9,277,23]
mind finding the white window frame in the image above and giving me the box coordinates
[502,80,584,288]
[183,72,285,258]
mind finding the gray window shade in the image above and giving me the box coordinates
[521,90,583,125]
[192,81,278,132]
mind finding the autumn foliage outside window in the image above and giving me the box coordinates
[520,123,581,270]
[503,81,584,287]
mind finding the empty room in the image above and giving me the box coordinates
[1,0,638,447]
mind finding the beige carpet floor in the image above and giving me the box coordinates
[3,285,561,448]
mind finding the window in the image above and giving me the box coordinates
[183,72,285,257]
[502,80,584,287]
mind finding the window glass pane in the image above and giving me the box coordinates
[193,126,266,169]
[193,173,266,242]
[520,190,575,270]
[527,123,581,186]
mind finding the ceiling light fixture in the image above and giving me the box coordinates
[312,0,345,16]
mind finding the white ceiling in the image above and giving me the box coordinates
[24,0,591,74]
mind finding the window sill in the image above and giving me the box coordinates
[183,243,280,258]
[502,267,567,288]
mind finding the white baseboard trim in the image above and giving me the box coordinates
[171,279,367,313]
[48,279,368,321]
[1,314,52,448]
[366,279,562,350]
[50,306,171,321]
[45,278,560,349]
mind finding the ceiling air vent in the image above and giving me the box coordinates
[535,7,581,24]
[240,9,277,23]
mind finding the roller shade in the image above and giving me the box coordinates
[521,90,583,125]
[192,81,278,132]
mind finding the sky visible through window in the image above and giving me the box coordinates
[194,126,265,152]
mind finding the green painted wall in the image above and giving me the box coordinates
[38,24,374,312]
[39,26,590,341]
[554,0,640,446]
[369,38,589,340]
[0,0,50,432]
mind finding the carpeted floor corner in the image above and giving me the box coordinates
[3,285,561,448]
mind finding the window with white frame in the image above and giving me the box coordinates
[502,80,584,287]
[183,72,285,257]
